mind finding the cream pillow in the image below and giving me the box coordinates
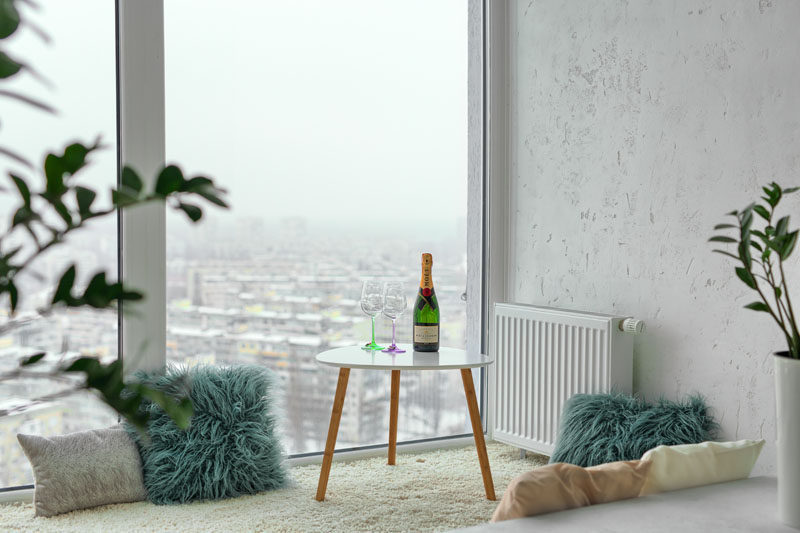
[639,439,765,496]
[492,460,651,522]
[17,426,147,517]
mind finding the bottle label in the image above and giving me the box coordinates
[420,253,433,290]
[414,325,439,343]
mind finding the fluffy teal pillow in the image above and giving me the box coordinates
[126,364,287,504]
[549,392,718,467]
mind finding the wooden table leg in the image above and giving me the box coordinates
[460,368,496,501]
[388,370,400,465]
[316,368,350,501]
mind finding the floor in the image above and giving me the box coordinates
[1,441,546,533]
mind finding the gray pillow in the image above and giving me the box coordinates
[17,425,147,517]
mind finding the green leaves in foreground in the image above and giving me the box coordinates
[115,164,228,217]
[16,353,193,432]
[61,357,193,432]
[51,265,143,309]
[2,140,229,315]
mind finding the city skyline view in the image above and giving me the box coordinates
[1,214,471,486]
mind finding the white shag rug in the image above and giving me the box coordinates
[1,442,546,533]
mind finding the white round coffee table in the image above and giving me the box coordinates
[314,344,495,502]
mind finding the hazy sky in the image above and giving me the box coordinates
[165,0,468,235]
[1,1,467,238]
[1,1,117,207]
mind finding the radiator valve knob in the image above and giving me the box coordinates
[620,317,645,334]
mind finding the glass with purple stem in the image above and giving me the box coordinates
[381,281,407,353]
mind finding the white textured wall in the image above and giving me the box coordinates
[508,0,800,474]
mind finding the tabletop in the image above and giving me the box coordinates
[315,344,494,370]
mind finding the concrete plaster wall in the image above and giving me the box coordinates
[508,0,800,473]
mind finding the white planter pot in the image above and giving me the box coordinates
[775,353,800,528]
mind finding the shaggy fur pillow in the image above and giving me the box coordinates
[549,392,718,467]
[126,364,287,504]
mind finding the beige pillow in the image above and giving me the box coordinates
[639,439,765,496]
[492,460,651,522]
[17,426,147,517]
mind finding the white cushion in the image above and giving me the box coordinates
[639,439,765,495]
[17,426,147,517]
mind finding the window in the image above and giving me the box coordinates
[0,2,480,492]
[0,1,117,488]
[163,0,471,454]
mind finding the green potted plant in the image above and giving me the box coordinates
[710,182,800,528]
[0,0,227,434]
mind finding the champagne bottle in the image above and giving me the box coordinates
[413,253,440,352]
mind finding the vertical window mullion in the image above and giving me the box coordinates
[118,0,167,375]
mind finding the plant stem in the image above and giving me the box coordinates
[750,266,793,342]
[764,260,789,328]
[0,385,86,417]
[779,259,800,355]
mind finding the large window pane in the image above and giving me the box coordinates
[165,0,468,454]
[0,1,118,487]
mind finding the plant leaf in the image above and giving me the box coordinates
[120,166,143,194]
[7,279,17,312]
[735,267,757,289]
[75,186,96,216]
[9,174,30,206]
[11,205,37,227]
[61,142,91,174]
[155,165,183,196]
[775,216,790,238]
[0,50,22,78]
[780,230,798,260]
[713,223,737,230]
[738,240,752,267]
[63,356,102,377]
[194,187,228,208]
[0,0,21,39]
[709,236,737,243]
[753,204,771,221]
[43,142,97,200]
[712,249,739,260]
[784,186,800,194]
[135,385,194,430]
[51,200,73,227]
[741,209,753,233]
[112,188,138,208]
[51,265,77,305]
[177,202,202,222]
[19,352,46,366]
[744,301,771,312]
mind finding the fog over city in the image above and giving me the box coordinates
[1,0,468,487]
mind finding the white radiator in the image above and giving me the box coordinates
[492,303,638,456]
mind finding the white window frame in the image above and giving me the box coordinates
[118,0,167,376]
[482,0,510,441]
[117,0,492,459]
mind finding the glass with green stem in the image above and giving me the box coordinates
[360,280,385,350]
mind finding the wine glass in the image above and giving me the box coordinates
[360,280,385,351]
[381,282,407,353]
